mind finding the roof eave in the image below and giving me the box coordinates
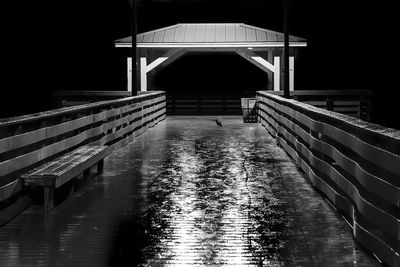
[114,42,308,48]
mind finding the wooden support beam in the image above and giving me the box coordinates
[236,51,280,91]
[140,57,168,91]
[145,57,169,73]
[136,49,185,91]
[151,50,186,70]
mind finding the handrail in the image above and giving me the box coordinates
[0,91,166,225]
[1,91,163,127]
[257,91,400,267]
[265,89,373,96]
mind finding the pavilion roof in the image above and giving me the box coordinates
[115,23,307,48]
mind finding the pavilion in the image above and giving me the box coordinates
[114,23,307,92]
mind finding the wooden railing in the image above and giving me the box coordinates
[52,91,243,115]
[267,90,372,121]
[53,90,371,118]
[53,91,137,107]
[257,91,400,267]
[0,91,166,225]
[167,97,242,115]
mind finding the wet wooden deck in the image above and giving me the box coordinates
[0,116,380,266]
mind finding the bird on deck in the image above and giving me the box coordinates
[215,119,222,127]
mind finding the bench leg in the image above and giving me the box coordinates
[44,187,54,213]
[97,159,104,174]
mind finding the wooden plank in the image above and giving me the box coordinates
[1,126,104,178]
[22,149,84,178]
[52,91,132,97]
[0,91,164,127]
[334,107,359,112]
[194,25,206,42]
[258,105,400,237]
[205,25,216,42]
[0,91,165,205]
[259,93,400,179]
[273,128,399,267]
[260,102,400,207]
[52,146,109,176]
[45,115,93,138]
[265,89,372,97]
[93,111,107,123]
[303,101,327,106]
[55,146,111,187]
[22,146,112,188]
[106,108,121,119]
[97,105,166,149]
[0,179,22,202]
[24,145,106,177]
[335,101,360,105]
[0,128,46,154]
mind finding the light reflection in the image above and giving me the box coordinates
[139,127,287,266]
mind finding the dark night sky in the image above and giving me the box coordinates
[1,0,399,127]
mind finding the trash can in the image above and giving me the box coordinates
[241,98,258,123]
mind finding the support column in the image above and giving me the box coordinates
[251,56,280,91]
[140,57,148,92]
[128,49,185,92]
[289,56,294,91]
[140,57,169,91]
[273,57,280,91]
[127,58,132,92]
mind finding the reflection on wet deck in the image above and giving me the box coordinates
[0,116,379,266]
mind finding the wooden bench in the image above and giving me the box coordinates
[21,145,112,212]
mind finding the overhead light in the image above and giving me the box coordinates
[247,47,253,50]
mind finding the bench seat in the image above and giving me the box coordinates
[21,145,112,212]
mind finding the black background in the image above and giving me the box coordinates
[1,0,398,128]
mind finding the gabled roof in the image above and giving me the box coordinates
[115,23,307,48]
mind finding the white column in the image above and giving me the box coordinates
[273,57,280,91]
[139,57,169,91]
[289,56,294,91]
[140,57,147,92]
[127,57,132,92]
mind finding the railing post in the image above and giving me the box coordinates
[359,97,371,121]
[326,98,334,111]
